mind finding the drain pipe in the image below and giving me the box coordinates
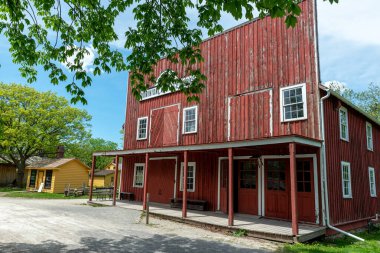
[319,88,365,242]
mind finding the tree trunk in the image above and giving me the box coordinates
[16,161,26,188]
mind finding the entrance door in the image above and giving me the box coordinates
[36,171,44,188]
[147,159,175,203]
[237,160,258,215]
[297,159,315,222]
[220,160,228,213]
[265,160,290,220]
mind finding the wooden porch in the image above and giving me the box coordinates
[89,200,326,243]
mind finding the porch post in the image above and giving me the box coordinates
[112,155,119,206]
[89,155,96,201]
[289,142,299,238]
[182,150,188,218]
[143,153,149,210]
[228,148,234,226]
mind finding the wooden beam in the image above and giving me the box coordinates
[143,153,149,210]
[289,142,299,237]
[182,150,188,218]
[89,156,96,201]
[228,148,234,226]
[112,155,119,206]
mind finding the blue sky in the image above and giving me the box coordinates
[0,0,379,145]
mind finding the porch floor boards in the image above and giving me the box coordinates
[91,200,325,243]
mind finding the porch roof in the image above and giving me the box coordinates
[93,135,321,157]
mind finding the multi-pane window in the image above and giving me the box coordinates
[297,161,312,192]
[240,161,257,189]
[266,160,286,191]
[366,122,373,151]
[339,107,349,141]
[136,117,148,140]
[183,106,198,134]
[133,164,145,188]
[180,162,196,192]
[280,83,307,121]
[29,169,37,188]
[369,167,377,197]
[44,170,53,189]
[341,161,352,198]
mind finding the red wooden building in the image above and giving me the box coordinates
[90,0,380,241]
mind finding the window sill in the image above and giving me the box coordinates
[182,131,197,135]
[133,185,144,188]
[281,117,307,123]
[340,138,349,142]
[136,138,147,141]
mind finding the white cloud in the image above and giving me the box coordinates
[317,0,380,46]
[63,45,96,72]
[323,80,348,91]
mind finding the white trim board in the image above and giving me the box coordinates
[93,136,321,156]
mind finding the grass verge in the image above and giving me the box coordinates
[282,228,380,253]
[0,187,23,192]
[4,191,89,199]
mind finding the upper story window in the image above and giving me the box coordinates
[339,107,349,141]
[183,106,198,134]
[136,117,148,140]
[280,83,307,122]
[369,167,377,197]
[180,162,196,192]
[133,163,145,188]
[366,122,373,151]
[341,161,352,198]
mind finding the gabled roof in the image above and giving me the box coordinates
[320,85,380,127]
[94,170,115,177]
[26,157,90,170]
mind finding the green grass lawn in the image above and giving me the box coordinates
[4,191,89,199]
[0,187,23,192]
[282,228,380,253]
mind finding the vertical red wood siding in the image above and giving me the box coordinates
[123,0,319,151]
[324,94,380,225]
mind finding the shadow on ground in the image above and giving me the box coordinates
[0,234,273,253]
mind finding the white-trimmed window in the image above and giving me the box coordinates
[133,163,145,188]
[341,161,352,198]
[180,162,196,192]
[136,117,148,140]
[339,107,349,141]
[369,167,377,197]
[366,122,373,151]
[280,83,307,122]
[183,106,198,134]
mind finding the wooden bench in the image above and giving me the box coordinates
[170,198,207,211]
[94,188,114,200]
[120,192,135,201]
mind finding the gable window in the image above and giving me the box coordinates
[366,122,373,151]
[180,162,196,192]
[341,161,352,198]
[369,167,377,197]
[136,117,148,140]
[44,170,53,189]
[280,83,307,122]
[29,169,37,188]
[339,107,349,141]
[183,106,198,134]
[133,163,145,188]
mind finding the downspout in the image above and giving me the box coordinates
[319,89,365,242]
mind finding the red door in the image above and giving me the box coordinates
[265,160,290,220]
[296,159,315,223]
[237,160,258,215]
[150,105,179,147]
[147,160,175,203]
[220,160,228,213]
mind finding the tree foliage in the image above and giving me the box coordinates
[329,82,380,121]
[0,83,91,185]
[0,0,338,104]
[65,137,118,170]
